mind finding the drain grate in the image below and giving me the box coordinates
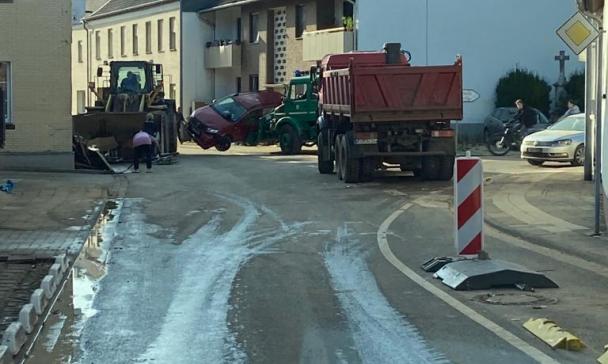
[476,293,558,306]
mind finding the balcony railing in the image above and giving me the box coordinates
[302,27,355,61]
[204,43,241,69]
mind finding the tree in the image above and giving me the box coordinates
[495,68,551,116]
[564,70,585,112]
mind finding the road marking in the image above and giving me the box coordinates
[486,225,608,279]
[377,203,559,364]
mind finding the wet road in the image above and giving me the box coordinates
[25,146,600,364]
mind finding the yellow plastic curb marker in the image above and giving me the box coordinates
[597,345,608,364]
[523,318,585,351]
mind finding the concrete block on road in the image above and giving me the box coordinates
[30,288,47,315]
[18,304,37,334]
[40,275,57,300]
[1,322,26,355]
[0,345,12,364]
[54,254,69,273]
[49,263,62,281]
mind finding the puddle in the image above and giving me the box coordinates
[26,199,122,364]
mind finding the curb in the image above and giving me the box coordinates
[0,200,112,362]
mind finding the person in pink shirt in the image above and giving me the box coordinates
[132,114,158,173]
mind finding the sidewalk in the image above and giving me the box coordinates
[484,164,608,266]
[0,171,118,362]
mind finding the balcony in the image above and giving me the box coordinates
[204,43,241,69]
[302,28,355,61]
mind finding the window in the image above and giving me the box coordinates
[169,17,177,51]
[0,62,10,124]
[295,5,305,38]
[146,21,152,54]
[116,64,148,93]
[76,90,86,114]
[120,26,126,56]
[236,77,242,93]
[132,24,139,55]
[249,74,259,91]
[236,18,242,42]
[107,29,114,58]
[169,83,176,100]
[249,13,259,43]
[77,41,83,63]
[289,83,308,100]
[157,19,164,52]
[95,31,101,59]
[211,96,247,122]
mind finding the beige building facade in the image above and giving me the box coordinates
[73,0,181,115]
[0,0,73,170]
[182,0,356,115]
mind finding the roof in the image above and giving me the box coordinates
[88,0,178,20]
[182,0,265,12]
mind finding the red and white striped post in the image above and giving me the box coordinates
[454,154,484,256]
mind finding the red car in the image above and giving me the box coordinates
[187,91,283,151]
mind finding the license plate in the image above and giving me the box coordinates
[527,148,542,153]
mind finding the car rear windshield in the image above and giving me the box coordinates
[212,97,247,122]
[549,116,585,131]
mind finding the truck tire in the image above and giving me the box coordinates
[279,125,302,155]
[437,156,455,181]
[343,132,361,183]
[317,131,334,174]
[336,134,345,180]
[421,156,440,180]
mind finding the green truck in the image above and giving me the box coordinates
[257,75,319,154]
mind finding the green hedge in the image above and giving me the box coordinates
[495,68,551,115]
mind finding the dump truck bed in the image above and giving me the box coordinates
[320,59,463,123]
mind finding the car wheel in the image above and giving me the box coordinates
[215,135,232,152]
[527,159,544,166]
[571,145,585,166]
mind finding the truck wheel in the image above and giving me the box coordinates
[317,131,334,174]
[336,135,345,180]
[437,156,455,181]
[421,156,440,180]
[343,133,361,183]
[360,158,375,182]
[279,125,302,155]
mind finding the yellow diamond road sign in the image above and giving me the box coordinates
[557,12,600,55]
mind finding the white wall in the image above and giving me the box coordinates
[182,12,214,114]
[358,0,583,123]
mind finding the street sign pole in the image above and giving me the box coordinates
[594,27,603,236]
[585,45,594,181]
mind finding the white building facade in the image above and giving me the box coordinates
[358,0,583,124]
[72,0,181,115]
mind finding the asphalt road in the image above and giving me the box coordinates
[26,146,608,364]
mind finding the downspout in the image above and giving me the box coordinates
[83,18,91,108]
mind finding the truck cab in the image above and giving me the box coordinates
[260,76,319,154]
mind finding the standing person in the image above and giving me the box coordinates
[132,118,158,173]
[561,99,581,119]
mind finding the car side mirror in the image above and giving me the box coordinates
[96,67,103,77]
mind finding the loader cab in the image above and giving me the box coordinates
[108,61,157,95]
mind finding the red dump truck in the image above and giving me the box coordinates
[315,43,463,182]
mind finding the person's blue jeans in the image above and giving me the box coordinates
[134,144,152,170]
